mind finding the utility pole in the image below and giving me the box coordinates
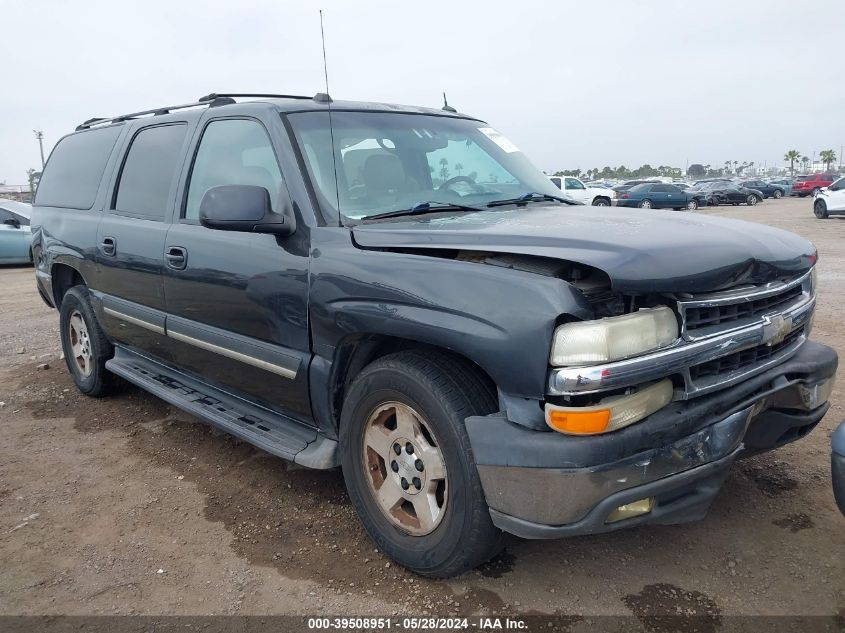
[33,130,45,169]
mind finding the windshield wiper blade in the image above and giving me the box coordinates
[487,192,579,207]
[361,201,483,221]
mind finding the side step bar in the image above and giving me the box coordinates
[106,346,338,469]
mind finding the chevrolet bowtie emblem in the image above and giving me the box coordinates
[761,314,792,346]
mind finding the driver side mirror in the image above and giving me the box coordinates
[199,185,295,236]
[3,218,20,228]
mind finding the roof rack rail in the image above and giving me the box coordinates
[76,92,325,131]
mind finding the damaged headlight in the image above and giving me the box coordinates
[550,306,679,366]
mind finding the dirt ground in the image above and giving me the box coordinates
[0,197,843,621]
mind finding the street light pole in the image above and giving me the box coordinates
[33,130,45,169]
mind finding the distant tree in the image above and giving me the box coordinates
[801,155,810,171]
[26,168,41,196]
[454,162,464,176]
[488,172,499,183]
[438,157,450,182]
[820,149,837,171]
[687,163,705,178]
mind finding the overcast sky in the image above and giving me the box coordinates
[2,0,843,184]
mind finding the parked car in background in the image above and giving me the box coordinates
[833,420,845,516]
[767,178,793,196]
[0,200,33,264]
[612,179,660,194]
[812,176,845,219]
[740,180,785,199]
[793,173,839,197]
[691,182,763,206]
[548,176,613,206]
[615,183,706,210]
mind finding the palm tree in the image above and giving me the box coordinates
[454,162,464,176]
[784,150,801,175]
[801,156,810,172]
[820,150,837,171]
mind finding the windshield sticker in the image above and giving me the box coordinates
[478,127,520,153]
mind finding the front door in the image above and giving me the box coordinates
[826,178,845,212]
[0,207,30,262]
[162,116,312,421]
[564,178,588,203]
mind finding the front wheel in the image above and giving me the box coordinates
[638,199,653,209]
[773,189,783,199]
[814,199,829,219]
[59,285,120,397]
[340,350,503,577]
[686,199,699,211]
[592,197,610,207]
[747,195,758,206]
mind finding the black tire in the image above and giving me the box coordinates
[814,199,829,219]
[59,285,119,397]
[638,199,653,209]
[592,197,610,207]
[746,195,758,206]
[340,350,503,578]
[773,189,783,199]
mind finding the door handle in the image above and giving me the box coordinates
[101,237,116,257]
[165,246,187,270]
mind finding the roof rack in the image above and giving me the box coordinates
[76,92,327,131]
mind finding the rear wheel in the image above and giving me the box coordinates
[814,199,829,219]
[638,199,653,209]
[59,286,119,397]
[340,350,503,577]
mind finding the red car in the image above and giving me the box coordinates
[793,173,839,197]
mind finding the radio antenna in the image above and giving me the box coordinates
[319,10,342,222]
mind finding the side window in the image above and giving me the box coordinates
[832,178,845,191]
[549,177,562,189]
[565,178,585,190]
[35,126,122,209]
[665,185,682,194]
[652,184,670,193]
[0,209,14,223]
[114,124,187,220]
[185,119,283,220]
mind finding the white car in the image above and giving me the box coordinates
[813,177,845,219]
[0,200,33,264]
[548,176,613,206]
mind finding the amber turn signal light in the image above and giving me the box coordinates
[546,408,611,434]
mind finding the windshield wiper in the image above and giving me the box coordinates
[486,192,579,207]
[361,201,483,221]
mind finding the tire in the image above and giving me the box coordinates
[592,197,610,207]
[814,199,829,219]
[339,350,503,578]
[59,285,119,397]
[773,189,783,199]
[686,199,699,211]
[747,195,758,206]
[638,199,653,209]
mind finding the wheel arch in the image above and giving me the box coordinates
[50,262,87,308]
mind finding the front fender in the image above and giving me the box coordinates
[309,229,594,399]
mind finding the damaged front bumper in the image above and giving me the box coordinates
[466,340,837,539]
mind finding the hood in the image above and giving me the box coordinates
[352,206,815,293]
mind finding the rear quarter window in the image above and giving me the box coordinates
[35,126,122,209]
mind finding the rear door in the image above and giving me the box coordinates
[162,114,312,421]
[95,121,191,359]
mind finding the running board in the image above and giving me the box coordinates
[106,346,338,469]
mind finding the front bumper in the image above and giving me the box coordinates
[467,341,837,539]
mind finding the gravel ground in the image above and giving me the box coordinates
[0,197,843,621]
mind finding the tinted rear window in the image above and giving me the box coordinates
[35,126,122,209]
[114,124,187,220]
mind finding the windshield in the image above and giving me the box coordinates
[287,111,562,221]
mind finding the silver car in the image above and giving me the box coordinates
[0,201,33,264]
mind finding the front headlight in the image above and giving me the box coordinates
[550,306,679,366]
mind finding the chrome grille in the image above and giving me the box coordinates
[688,327,804,381]
[677,270,812,341]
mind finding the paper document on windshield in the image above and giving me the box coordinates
[478,127,520,153]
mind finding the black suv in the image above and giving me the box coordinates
[32,93,837,577]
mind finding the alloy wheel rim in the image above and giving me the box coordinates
[687,200,696,210]
[68,310,93,377]
[748,195,756,205]
[362,401,448,536]
[642,200,651,208]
